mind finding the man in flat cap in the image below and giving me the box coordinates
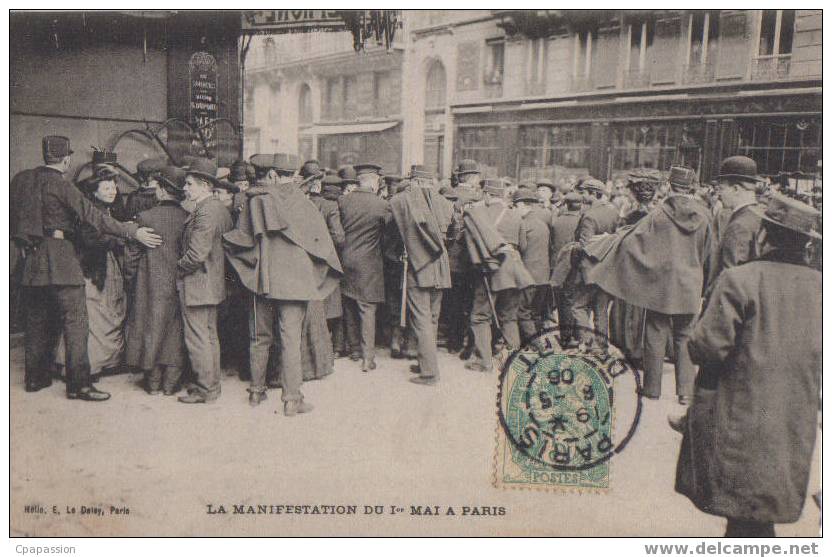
[570,177,619,353]
[175,157,233,404]
[10,136,162,401]
[675,194,821,537]
[549,191,583,345]
[463,178,534,372]
[388,171,454,385]
[712,156,764,278]
[512,188,551,343]
[586,166,716,405]
[338,163,391,372]
[444,159,483,355]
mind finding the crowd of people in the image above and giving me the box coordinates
[10,134,822,536]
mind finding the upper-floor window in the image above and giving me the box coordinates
[758,9,795,57]
[343,75,358,118]
[298,83,313,125]
[628,21,654,74]
[688,11,719,66]
[425,61,447,111]
[324,77,340,119]
[526,38,547,88]
[484,40,504,85]
[373,71,393,116]
[574,30,592,78]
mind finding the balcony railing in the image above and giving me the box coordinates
[622,68,651,90]
[751,54,792,81]
[682,63,716,85]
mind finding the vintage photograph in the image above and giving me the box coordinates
[8,9,822,539]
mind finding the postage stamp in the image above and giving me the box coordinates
[494,327,643,492]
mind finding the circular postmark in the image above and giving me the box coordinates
[497,326,642,472]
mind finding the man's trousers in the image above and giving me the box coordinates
[572,284,611,349]
[406,279,443,378]
[249,296,307,402]
[470,280,520,370]
[343,296,378,364]
[24,285,90,392]
[642,310,695,398]
[178,291,221,400]
[518,284,548,342]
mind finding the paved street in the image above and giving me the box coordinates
[10,345,821,537]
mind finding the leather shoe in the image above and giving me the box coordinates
[177,393,215,404]
[409,376,437,386]
[25,378,52,393]
[362,359,377,372]
[668,413,687,434]
[637,388,660,401]
[678,395,693,406]
[249,391,267,407]
[146,388,162,396]
[409,364,421,375]
[68,386,111,402]
[459,345,474,361]
[390,349,403,359]
[349,352,361,361]
[284,400,314,417]
[464,361,491,373]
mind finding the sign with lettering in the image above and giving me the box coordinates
[189,51,219,150]
[242,10,345,35]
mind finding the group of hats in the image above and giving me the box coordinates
[717,156,821,239]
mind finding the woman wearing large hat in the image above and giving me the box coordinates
[56,166,129,380]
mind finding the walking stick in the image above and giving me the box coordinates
[481,271,513,351]
[399,250,408,328]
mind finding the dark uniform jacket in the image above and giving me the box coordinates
[310,194,345,249]
[447,184,483,274]
[520,211,551,285]
[10,166,138,286]
[715,202,762,277]
[178,197,233,307]
[338,187,391,303]
[527,205,553,227]
[549,208,581,270]
[573,200,619,283]
[123,200,189,370]
[676,250,821,523]
[122,188,158,222]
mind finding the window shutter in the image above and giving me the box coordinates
[715,11,749,80]
[650,17,681,85]
[592,28,620,88]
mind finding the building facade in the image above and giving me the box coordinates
[244,32,405,173]
[400,9,822,184]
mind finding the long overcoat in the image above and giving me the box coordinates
[123,200,188,370]
[675,250,821,523]
[585,195,716,315]
[338,187,390,303]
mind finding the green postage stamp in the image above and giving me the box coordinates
[494,327,643,492]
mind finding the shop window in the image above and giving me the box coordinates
[737,119,822,176]
[612,123,694,173]
[298,83,313,125]
[518,125,590,182]
[425,61,447,111]
[457,127,500,178]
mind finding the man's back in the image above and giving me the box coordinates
[550,210,580,260]
[338,188,389,302]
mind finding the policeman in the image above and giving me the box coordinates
[10,136,162,401]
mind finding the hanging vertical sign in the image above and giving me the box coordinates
[189,51,219,150]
